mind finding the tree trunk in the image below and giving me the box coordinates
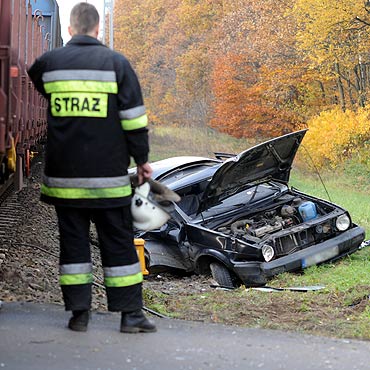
[354,64,366,107]
[334,62,346,111]
[347,71,356,107]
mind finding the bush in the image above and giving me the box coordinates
[302,107,370,169]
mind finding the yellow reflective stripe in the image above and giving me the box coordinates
[59,273,93,285]
[50,92,108,118]
[121,114,148,131]
[44,175,130,189]
[104,271,143,287]
[104,262,141,277]
[41,184,132,199]
[60,263,92,275]
[44,80,118,94]
[119,106,146,120]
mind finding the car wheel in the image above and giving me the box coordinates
[210,262,238,288]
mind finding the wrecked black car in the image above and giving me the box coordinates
[135,129,365,287]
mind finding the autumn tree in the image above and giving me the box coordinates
[112,0,370,142]
[114,0,222,127]
[209,0,305,137]
[291,0,370,110]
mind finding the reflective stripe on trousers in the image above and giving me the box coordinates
[59,262,93,285]
[59,262,143,287]
[103,263,143,287]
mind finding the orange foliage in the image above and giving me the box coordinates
[208,0,309,138]
[210,54,302,138]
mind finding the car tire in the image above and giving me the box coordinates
[210,262,238,288]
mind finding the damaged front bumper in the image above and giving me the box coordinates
[233,226,366,287]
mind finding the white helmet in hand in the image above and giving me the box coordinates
[131,180,180,231]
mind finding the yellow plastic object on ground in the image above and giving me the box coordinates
[134,238,149,275]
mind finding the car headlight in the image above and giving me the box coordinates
[262,244,275,262]
[336,214,351,231]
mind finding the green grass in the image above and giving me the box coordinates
[290,169,370,236]
[149,124,252,161]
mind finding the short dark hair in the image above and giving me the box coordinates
[70,2,99,35]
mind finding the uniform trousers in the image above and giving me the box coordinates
[55,205,143,312]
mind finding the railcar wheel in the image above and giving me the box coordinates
[210,262,238,288]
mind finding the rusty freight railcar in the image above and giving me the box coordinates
[0,0,62,193]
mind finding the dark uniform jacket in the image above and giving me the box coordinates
[28,35,149,208]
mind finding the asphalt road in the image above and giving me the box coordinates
[0,302,369,370]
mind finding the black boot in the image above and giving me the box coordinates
[120,310,157,333]
[68,310,90,332]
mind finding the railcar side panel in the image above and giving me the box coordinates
[0,0,61,191]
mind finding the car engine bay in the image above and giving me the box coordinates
[213,194,343,257]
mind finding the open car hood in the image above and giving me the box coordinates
[199,129,307,212]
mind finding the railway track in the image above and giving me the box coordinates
[0,175,15,203]
[0,178,23,239]
[0,150,45,240]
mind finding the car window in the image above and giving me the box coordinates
[159,164,219,187]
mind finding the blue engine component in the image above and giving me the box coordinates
[298,201,317,221]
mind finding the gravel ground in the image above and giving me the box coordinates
[0,155,214,312]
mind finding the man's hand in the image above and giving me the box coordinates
[136,162,153,185]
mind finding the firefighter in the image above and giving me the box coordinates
[27,2,156,333]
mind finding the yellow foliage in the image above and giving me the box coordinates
[303,107,370,168]
[291,1,370,72]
